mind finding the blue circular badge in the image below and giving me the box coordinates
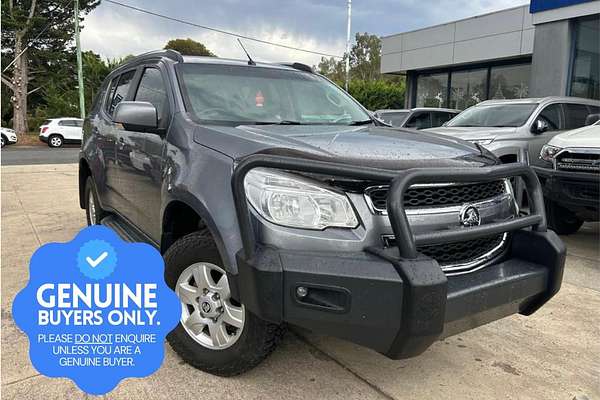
[77,239,117,280]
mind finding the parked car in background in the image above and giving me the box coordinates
[39,118,84,147]
[424,97,600,205]
[532,121,600,234]
[0,127,18,148]
[424,97,600,164]
[374,108,460,129]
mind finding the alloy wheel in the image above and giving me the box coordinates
[176,262,244,350]
[87,191,97,224]
[50,136,62,147]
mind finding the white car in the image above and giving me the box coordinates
[39,118,83,148]
[532,120,600,234]
[1,127,18,148]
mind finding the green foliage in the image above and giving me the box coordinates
[347,79,405,111]
[165,38,216,56]
[315,33,405,110]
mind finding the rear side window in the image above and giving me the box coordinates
[59,120,74,127]
[431,111,456,127]
[75,120,83,127]
[134,68,169,123]
[564,103,593,129]
[107,70,135,116]
[405,112,431,129]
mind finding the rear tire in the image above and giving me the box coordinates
[164,230,285,376]
[48,134,63,148]
[546,200,583,235]
[85,177,106,225]
[1,135,6,148]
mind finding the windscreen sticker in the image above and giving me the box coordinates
[255,90,265,107]
[12,226,181,395]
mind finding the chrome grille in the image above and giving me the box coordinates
[365,180,506,213]
[556,151,600,173]
[383,233,507,274]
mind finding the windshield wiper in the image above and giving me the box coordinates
[251,120,303,125]
[348,119,373,126]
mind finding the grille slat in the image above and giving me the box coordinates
[417,234,505,267]
[556,151,600,173]
[367,180,505,212]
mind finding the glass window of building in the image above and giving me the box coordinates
[416,73,448,108]
[570,16,600,100]
[449,69,487,110]
[490,64,531,100]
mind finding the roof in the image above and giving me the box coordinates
[475,96,600,106]
[113,49,312,74]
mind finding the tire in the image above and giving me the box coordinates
[546,200,583,235]
[1,135,6,148]
[48,134,63,148]
[164,230,285,376]
[84,177,106,225]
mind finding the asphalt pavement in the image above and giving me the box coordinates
[0,145,80,166]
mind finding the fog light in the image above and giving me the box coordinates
[296,286,308,298]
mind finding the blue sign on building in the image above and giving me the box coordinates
[530,0,596,13]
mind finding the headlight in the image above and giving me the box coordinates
[540,145,562,162]
[470,138,494,146]
[244,168,359,230]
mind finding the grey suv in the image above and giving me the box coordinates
[79,50,565,376]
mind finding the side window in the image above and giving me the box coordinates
[134,68,169,123]
[431,112,454,127]
[75,120,83,127]
[405,112,431,129]
[59,120,75,127]
[105,77,119,115]
[537,104,562,131]
[107,71,135,117]
[564,104,592,129]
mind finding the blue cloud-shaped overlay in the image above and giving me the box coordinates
[12,226,181,395]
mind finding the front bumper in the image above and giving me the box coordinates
[230,155,565,359]
[233,229,564,359]
[533,165,599,218]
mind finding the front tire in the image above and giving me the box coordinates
[546,200,583,235]
[84,177,106,225]
[164,230,285,376]
[48,134,63,148]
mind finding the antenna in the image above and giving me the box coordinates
[237,39,256,66]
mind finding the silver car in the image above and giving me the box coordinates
[425,97,600,165]
[374,108,460,129]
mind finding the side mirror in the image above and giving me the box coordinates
[531,118,549,134]
[113,101,158,132]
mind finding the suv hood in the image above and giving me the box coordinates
[423,126,518,142]
[194,124,497,169]
[548,124,600,149]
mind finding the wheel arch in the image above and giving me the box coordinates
[161,198,232,271]
[79,158,92,209]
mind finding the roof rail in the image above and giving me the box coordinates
[278,62,313,73]
[128,49,184,64]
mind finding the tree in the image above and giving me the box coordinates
[1,0,99,134]
[165,38,216,57]
[317,57,345,83]
[349,32,381,81]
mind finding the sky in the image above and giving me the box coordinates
[81,0,528,67]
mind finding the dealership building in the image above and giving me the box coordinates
[381,0,600,109]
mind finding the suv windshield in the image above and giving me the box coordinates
[447,103,538,128]
[178,64,371,125]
